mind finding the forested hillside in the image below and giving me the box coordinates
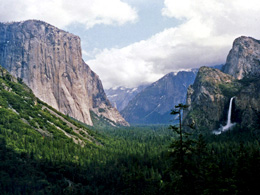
[0,65,260,194]
[0,65,172,194]
[0,65,99,147]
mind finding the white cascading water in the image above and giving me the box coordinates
[213,97,236,135]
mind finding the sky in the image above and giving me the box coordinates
[1,0,260,89]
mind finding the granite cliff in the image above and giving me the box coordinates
[0,65,100,145]
[0,20,128,126]
[184,36,260,132]
[222,36,260,79]
[183,67,237,131]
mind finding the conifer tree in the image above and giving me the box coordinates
[167,103,196,194]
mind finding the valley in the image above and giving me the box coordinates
[0,19,260,194]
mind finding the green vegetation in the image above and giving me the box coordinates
[0,66,260,194]
[0,67,98,146]
[219,81,242,98]
[219,76,260,99]
[238,75,260,86]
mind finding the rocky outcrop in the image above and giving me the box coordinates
[121,70,197,124]
[184,36,260,131]
[183,67,237,131]
[0,20,128,126]
[233,78,260,129]
[222,36,260,79]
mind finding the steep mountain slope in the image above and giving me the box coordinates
[184,36,260,132]
[222,36,260,79]
[183,67,237,131]
[105,85,148,111]
[0,20,128,126]
[0,65,99,146]
[121,70,197,124]
[234,77,260,129]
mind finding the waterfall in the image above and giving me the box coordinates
[222,97,235,131]
[213,97,236,135]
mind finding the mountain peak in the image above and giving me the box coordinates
[222,36,260,79]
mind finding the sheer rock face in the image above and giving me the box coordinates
[184,37,260,131]
[234,79,260,129]
[0,20,129,126]
[183,67,235,131]
[184,66,260,131]
[222,36,260,79]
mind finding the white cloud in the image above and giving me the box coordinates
[0,0,137,29]
[162,0,260,36]
[87,0,260,88]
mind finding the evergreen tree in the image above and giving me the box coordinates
[166,104,196,194]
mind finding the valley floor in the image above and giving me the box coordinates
[1,123,260,194]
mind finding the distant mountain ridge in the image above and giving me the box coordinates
[105,85,148,111]
[113,65,223,125]
[121,70,198,124]
[0,20,128,126]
